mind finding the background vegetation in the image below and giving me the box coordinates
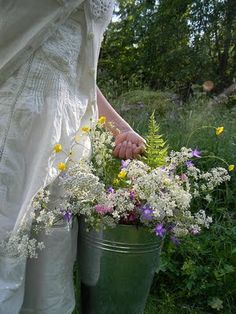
[99,0,236,99]
[108,92,236,314]
[76,1,236,313]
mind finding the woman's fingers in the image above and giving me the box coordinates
[118,141,127,159]
[115,133,127,146]
[113,142,145,160]
[113,143,121,158]
[125,141,133,160]
[113,134,146,160]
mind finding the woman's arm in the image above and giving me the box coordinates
[97,87,146,160]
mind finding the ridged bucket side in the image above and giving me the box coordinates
[77,219,162,314]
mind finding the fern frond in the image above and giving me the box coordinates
[142,112,168,169]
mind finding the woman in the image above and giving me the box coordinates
[0,1,145,313]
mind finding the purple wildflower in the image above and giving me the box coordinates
[167,223,176,232]
[62,210,73,223]
[129,190,135,200]
[186,160,194,167]
[121,159,131,170]
[191,149,201,158]
[107,187,115,194]
[155,224,166,238]
[171,236,180,245]
[140,204,154,221]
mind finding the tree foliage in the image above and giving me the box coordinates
[99,0,236,97]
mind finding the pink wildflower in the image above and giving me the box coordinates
[95,204,113,214]
[180,173,188,181]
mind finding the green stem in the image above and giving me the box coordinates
[186,126,216,147]
[198,155,229,167]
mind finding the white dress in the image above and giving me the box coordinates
[0,1,114,313]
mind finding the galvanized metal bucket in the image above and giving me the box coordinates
[77,218,162,314]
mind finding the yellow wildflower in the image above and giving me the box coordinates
[118,170,127,179]
[53,143,62,153]
[228,164,235,172]
[98,116,106,125]
[57,162,66,171]
[113,178,120,185]
[215,126,224,136]
[81,126,91,133]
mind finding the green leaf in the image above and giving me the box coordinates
[142,111,168,169]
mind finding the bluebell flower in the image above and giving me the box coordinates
[186,160,194,167]
[140,204,154,221]
[191,149,201,158]
[62,210,73,223]
[107,187,115,193]
[155,224,166,237]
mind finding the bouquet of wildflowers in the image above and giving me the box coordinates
[50,114,233,244]
[3,115,233,258]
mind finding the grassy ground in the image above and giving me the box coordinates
[112,90,236,158]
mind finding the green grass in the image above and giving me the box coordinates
[113,92,236,165]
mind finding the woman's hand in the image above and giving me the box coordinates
[96,88,145,159]
[113,130,146,160]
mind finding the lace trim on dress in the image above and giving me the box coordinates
[89,0,113,19]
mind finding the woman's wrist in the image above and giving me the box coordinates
[96,87,133,136]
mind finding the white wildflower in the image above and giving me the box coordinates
[205,194,212,203]
[194,210,213,228]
